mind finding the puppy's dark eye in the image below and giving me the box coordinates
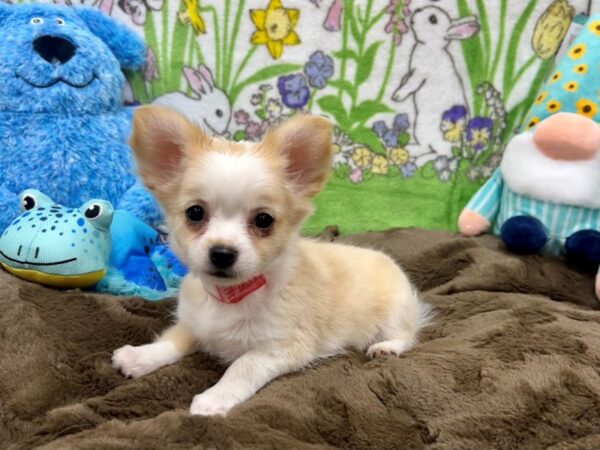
[429,15,438,24]
[254,213,274,229]
[216,109,223,118]
[23,195,36,211]
[84,203,102,219]
[186,205,204,222]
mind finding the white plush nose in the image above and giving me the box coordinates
[534,112,600,161]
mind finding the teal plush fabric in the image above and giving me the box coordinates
[522,13,600,131]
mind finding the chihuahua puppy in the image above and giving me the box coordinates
[112,106,430,416]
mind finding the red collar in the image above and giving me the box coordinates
[208,275,267,304]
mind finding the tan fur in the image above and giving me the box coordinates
[112,106,429,416]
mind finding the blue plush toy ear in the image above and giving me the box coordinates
[74,8,145,70]
[0,2,10,22]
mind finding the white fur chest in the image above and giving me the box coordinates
[177,288,289,363]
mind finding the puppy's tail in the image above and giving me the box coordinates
[415,290,434,331]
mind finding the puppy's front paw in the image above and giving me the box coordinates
[112,344,170,378]
[189,388,242,416]
[367,340,410,358]
[112,345,150,378]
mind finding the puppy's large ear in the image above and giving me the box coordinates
[262,115,333,198]
[75,7,145,69]
[130,106,209,204]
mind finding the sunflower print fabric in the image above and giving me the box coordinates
[524,14,600,130]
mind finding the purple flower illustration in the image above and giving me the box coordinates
[304,51,334,89]
[441,105,467,123]
[466,117,494,151]
[277,74,310,109]
[385,0,412,46]
[440,105,467,143]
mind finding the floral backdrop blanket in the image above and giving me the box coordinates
[34,0,595,233]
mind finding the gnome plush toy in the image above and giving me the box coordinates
[458,15,600,301]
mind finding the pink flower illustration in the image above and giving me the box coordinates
[349,167,363,183]
[385,0,412,46]
[324,0,342,32]
[143,48,159,82]
[234,110,250,126]
[245,121,264,141]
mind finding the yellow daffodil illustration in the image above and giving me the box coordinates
[250,0,300,60]
[532,0,574,59]
[550,71,562,83]
[179,0,206,35]
[588,20,600,36]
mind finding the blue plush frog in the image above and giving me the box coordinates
[0,190,187,299]
[0,190,112,287]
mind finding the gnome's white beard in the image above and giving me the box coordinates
[501,132,600,209]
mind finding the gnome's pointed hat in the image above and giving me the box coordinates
[522,15,600,132]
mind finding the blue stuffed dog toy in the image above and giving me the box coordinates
[0,2,162,229]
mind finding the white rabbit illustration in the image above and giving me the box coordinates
[392,6,479,166]
[153,64,231,135]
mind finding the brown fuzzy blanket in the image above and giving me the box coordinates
[2,229,600,449]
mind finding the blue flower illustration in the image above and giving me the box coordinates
[440,105,467,143]
[277,74,310,109]
[466,117,494,151]
[304,51,334,89]
[372,120,387,137]
[372,113,410,149]
[393,113,410,133]
[400,161,417,178]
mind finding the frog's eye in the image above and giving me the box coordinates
[22,194,37,211]
[30,17,44,25]
[84,203,103,220]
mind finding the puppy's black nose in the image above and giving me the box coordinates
[33,36,76,65]
[209,246,238,269]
